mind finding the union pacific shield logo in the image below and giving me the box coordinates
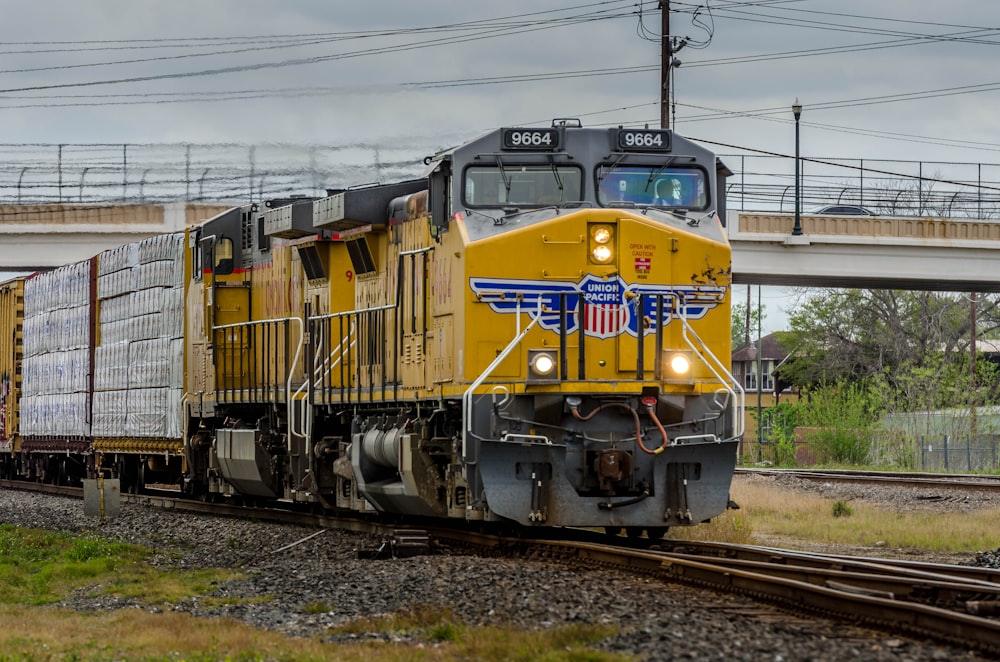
[469,274,725,339]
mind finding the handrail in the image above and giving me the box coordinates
[213,316,304,452]
[674,301,745,440]
[462,297,544,464]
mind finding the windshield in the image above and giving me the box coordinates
[597,165,708,210]
[464,164,583,207]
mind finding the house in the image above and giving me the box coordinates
[732,333,799,445]
[732,333,797,399]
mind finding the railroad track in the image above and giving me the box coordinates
[4,478,999,655]
[737,466,1000,492]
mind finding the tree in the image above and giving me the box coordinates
[731,296,765,349]
[777,288,1000,410]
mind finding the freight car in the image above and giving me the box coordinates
[0,120,742,537]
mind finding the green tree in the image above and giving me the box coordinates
[776,289,997,395]
[732,298,765,349]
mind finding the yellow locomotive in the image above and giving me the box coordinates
[0,120,741,536]
[185,120,741,535]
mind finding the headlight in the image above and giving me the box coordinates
[591,225,612,244]
[591,245,613,263]
[588,223,615,265]
[528,349,558,380]
[666,352,691,375]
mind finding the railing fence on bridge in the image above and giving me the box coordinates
[722,153,1000,219]
[3,142,1000,217]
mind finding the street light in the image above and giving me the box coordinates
[792,99,803,236]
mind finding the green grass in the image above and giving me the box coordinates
[0,525,631,661]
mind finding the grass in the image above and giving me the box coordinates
[8,473,997,660]
[674,476,1000,554]
[0,524,630,661]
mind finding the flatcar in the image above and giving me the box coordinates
[0,120,742,537]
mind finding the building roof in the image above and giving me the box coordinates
[732,332,791,362]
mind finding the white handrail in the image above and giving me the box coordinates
[461,297,543,464]
[213,316,304,452]
[675,304,745,440]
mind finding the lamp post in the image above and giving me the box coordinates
[792,99,803,236]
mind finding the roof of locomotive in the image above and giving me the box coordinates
[428,122,718,170]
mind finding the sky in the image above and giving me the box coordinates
[2,0,998,332]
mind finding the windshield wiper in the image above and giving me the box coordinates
[495,154,512,199]
[547,155,564,201]
[597,152,629,188]
[645,156,676,193]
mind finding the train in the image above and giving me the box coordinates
[0,120,742,538]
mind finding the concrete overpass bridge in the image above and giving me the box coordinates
[0,202,233,271]
[1,203,999,293]
[728,211,1000,292]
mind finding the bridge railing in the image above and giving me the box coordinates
[721,153,1000,220]
[2,143,1000,219]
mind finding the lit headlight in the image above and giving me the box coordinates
[591,225,612,244]
[528,349,558,380]
[667,353,691,375]
[588,223,615,265]
[591,245,613,263]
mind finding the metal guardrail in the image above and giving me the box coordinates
[721,153,1000,220]
[2,143,1000,218]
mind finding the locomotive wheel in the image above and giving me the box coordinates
[646,527,669,541]
[604,526,625,537]
[625,526,645,539]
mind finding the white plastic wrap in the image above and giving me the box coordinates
[20,392,90,437]
[135,259,182,290]
[170,338,184,389]
[126,387,168,437]
[138,232,184,264]
[94,342,130,391]
[97,267,135,301]
[91,391,127,437]
[166,388,183,439]
[128,338,171,389]
[21,348,90,397]
[97,242,139,277]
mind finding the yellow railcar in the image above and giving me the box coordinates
[0,277,25,466]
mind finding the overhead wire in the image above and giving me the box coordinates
[0,1,997,159]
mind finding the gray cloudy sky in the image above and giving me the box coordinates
[2,0,997,162]
[3,1,997,332]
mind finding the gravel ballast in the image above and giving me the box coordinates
[0,485,992,661]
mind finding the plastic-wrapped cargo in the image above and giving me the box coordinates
[94,342,129,391]
[91,390,127,437]
[94,230,187,440]
[125,388,168,436]
[20,263,93,438]
[138,232,184,264]
[97,242,139,277]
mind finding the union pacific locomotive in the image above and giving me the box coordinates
[0,120,742,537]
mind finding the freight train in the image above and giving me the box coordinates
[0,120,742,538]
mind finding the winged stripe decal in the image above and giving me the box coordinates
[469,275,724,339]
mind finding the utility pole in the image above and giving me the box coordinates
[970,292,978,444]
[660,1,670,129]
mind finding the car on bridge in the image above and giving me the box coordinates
[807,204,874,215]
